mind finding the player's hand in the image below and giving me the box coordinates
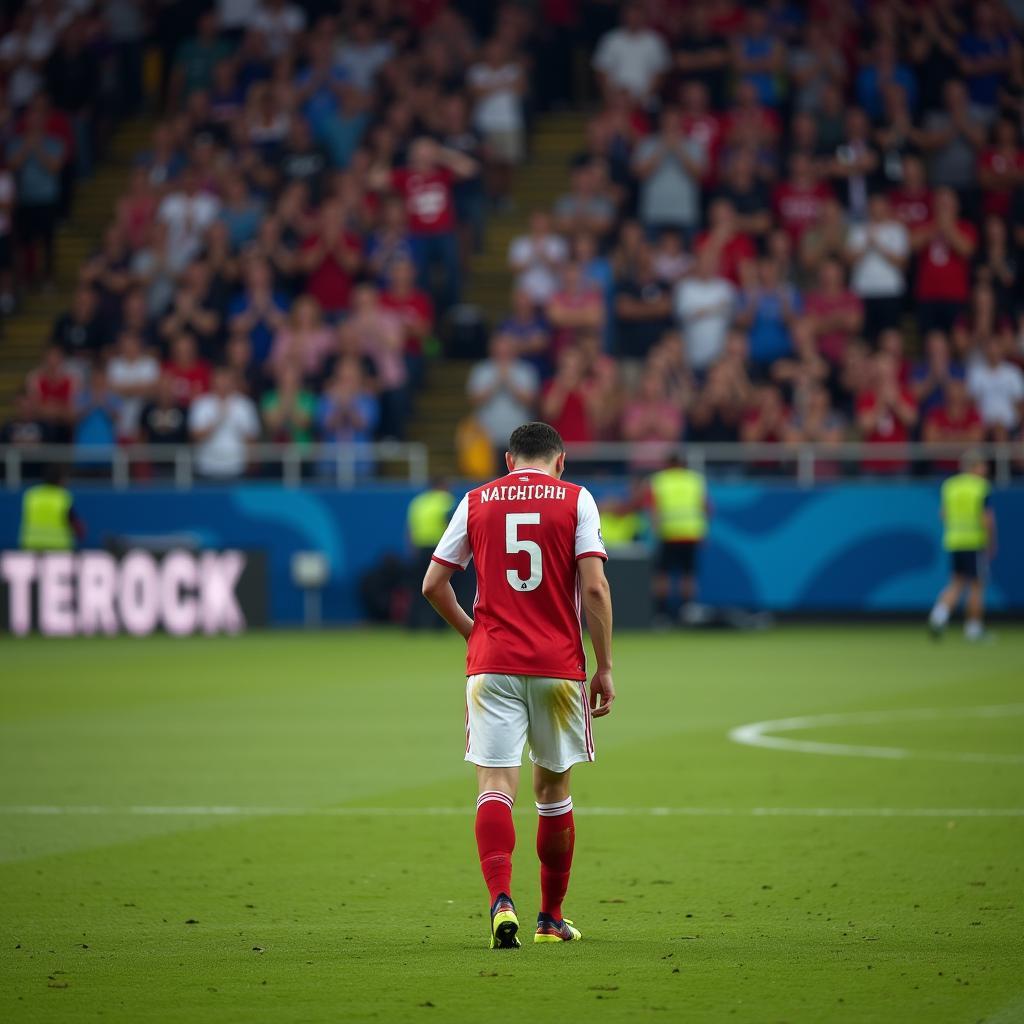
[589,669,615,718]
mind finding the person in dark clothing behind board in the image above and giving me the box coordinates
[140,374,191,476]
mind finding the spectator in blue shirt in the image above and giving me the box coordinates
[575,232,616,353]
[317,357,380,478]
[294,35,351,137]
[74,369,123,466]
[228,259,290,369]
[958,3,1011,115]
[318,84,371,168]
[366,196,415,285]
[318,357,379,444]
[236,28,273,96]
[135,122,185,189]
[857,39,917,121]
[731,7,785,108]
[219,176,264,250]
[910,329,966,417]
[498,288,553,379]
[736,257,802,371]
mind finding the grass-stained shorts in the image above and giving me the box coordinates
[465,674,594,773]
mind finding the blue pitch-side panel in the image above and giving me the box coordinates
[0,483,1021,622]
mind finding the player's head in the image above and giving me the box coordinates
[960,449,988,477]
[506,422,566,477]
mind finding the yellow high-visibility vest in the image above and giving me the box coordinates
[941,473,990,551]
[600,510,641,547]
[408,489,455,547]
[650,467,707,542]
[19,483,74,550]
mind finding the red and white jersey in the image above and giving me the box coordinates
[432,468,607,681]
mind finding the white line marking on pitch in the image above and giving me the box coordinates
[729,704,1024,765]
[0,805,1021,818]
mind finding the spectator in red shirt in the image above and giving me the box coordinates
[741,383,792,444]
[381,256,435,389]
[164,333,211,406]
[923,378,984,471]
[856,351,918,473]
[546,261,605,358]
[888,154,933,231]
[299,199,362,318]
[722,79,781,160]
[27,345,76,443]
[577,328,621,440]
[773,152,833,244]
[739,382,794,474]
[803,259,865,367]
[912,186,978,332]
[115,167,159,253]
[694,198,756,286]
[541,345,595,443]
[977,117,1024,220]
[371,137,478,313]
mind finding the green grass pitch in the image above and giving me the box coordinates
[1,626,1022,1023]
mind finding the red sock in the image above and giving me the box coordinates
[475,791,515,903]
[536,797,575,920]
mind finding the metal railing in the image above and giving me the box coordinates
[1,442,429,490]
[2,440,1021,490]
[561,441,1023,488]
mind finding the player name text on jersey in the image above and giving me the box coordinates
[479,484,568,503]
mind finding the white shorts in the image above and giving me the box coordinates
[464,674,595,773]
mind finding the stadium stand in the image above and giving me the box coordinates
[0,1,1022,484]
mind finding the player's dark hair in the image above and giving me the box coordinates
[507,422,565,462]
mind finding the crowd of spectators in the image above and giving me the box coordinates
[465,0,1024,476]
[3,0,536,478]
[3,0,1024,483]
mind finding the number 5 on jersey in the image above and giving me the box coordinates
[506,512,542,592]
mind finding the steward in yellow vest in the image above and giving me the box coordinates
[408,485,456,550]
[928,451,996,642]
[599,508,641,547]
[407,482,456,629]
[19,464,80,551]
[648,457,709,615]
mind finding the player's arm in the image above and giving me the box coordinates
[421,560,473,640]
[578,556,614,718]
[576,486,614,715]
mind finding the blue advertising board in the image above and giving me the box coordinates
[1,482,1021,624]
